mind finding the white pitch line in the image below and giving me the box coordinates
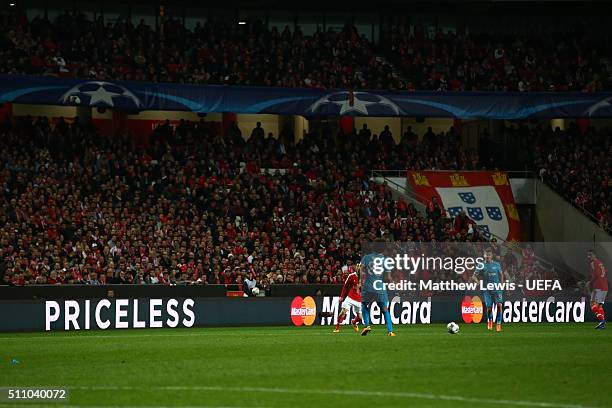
[0,332,328,341]
[0,328,584,341]
[0,405,266,408]
[15,384,595,408]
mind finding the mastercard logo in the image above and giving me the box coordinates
[290,296,317,326]
[461,295,483,324]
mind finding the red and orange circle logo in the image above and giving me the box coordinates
[461,295,483,324]
[290,296,317,326]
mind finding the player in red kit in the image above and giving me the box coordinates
[588,250,608,330]
[334,264,363,333]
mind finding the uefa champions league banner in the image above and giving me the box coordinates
[3,74,612,118]
[407,171,521,241]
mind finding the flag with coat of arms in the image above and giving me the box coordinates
[406,171,521,241]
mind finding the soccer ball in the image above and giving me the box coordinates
[251,287,260,296]
[447,322,460,334]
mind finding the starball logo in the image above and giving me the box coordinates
[290,296,316,326]
[461,296,483,324]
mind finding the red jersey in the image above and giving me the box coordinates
[340,272,361,302]
[591,259,609,291]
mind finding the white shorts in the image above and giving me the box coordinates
[591,289,608,304]
[341,297,362,315]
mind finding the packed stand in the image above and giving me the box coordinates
[1,8,610,91]
[380,23,609,92]
[0,117,493,289]
[0,10,401,90]
[526,124,611,231]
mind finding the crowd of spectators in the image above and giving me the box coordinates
[1,9,610,91]
[530,124,611,231]
[0,10,401,90]
[381,23,609,92]
[0,116,490,289]
[0,7,604,291]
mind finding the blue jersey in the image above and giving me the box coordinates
[361,252,389,294]
[475,261,503,285]
[476,261,504,307]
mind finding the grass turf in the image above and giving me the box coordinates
[0,323,611,408]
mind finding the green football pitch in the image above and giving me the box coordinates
[1,324,611,408]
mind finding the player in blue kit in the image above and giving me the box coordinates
[473,248,504,332]
[359,251,395,337]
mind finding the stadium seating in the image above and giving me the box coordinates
[0,116,490,287]
[481,121,610,233]
[531,125,611,231]
[1,9,609,91]
[380,23,609,92]
[1,9,608,289]
[0,11,401,90]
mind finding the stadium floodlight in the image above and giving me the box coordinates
[238,21,246,25]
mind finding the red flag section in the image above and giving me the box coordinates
[407,171,521,241]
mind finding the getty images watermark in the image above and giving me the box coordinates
[361,241,611,297]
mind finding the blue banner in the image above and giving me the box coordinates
[1,75,612,119]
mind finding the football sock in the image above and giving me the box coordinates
[592,304,604,321]
[383,309,393,333]
[496,306,503,324]
[598,305,605,321]
[362,304,370,326]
